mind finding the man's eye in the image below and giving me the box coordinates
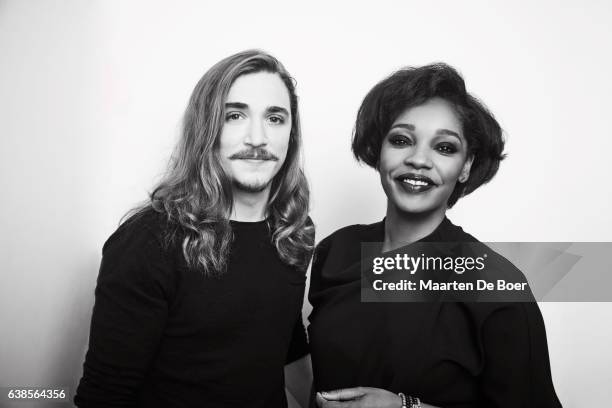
[225,113,243,121]
[436,143,458,154]
[268,115,285,125]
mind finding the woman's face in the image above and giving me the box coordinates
[378,97,473,216]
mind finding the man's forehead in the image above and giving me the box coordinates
[224,101,289,116]
[225,72,291,111]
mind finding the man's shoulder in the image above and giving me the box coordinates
[102,207,173,257]
[97,207,180,296]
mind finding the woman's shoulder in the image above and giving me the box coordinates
[311,221,384,278]
[437,217,479,243]
[317,217,477,247]
[317,221,384,248]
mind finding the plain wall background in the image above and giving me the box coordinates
[1,1,611,406]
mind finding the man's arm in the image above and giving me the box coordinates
[75,226,171,407]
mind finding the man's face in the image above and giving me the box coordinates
[218,72,292,194]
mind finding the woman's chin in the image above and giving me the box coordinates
[389,195,447,218]
[386,190,438,213]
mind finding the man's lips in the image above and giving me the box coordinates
[395,173,437,193]
[234,157,275,162]
[229,148,278,161]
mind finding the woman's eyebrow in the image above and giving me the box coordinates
[390,124,463,143]
[436,128,462,141]
[389,123,415,131]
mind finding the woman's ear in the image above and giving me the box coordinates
[458,155,474,183]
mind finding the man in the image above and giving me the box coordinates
[75,50,314,407]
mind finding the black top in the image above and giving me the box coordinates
[75,210,309,408]
[308,218,562,408]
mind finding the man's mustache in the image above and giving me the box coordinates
[229,147,279,161]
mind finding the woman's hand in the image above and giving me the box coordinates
[315,387,401,408]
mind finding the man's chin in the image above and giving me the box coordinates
[232,179,272,194]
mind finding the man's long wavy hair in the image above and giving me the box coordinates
[130,50,314,275]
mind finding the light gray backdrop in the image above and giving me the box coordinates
[1,1,611,407]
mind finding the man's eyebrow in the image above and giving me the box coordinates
[267,106,290,115]
[225,102,248,110]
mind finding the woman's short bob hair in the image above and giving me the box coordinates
[352,63,505,207]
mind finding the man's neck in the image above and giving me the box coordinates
[230,187,270,222]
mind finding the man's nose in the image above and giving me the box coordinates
[245,119,267,146]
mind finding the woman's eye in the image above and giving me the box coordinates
[268,115,285,125]
[225,112,243,121]
[388,135,412,146]
[436,143,458,154]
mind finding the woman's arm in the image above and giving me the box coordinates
[315,387,439,408]
[479,302,562,407]
[286,354,313,408]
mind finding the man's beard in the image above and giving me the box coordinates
[232,178,271,193]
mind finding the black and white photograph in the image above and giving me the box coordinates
[1,1,611,407]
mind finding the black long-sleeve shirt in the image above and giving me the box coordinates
[75,210,309,407]
[309,218,562,407]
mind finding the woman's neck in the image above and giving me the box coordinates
[383,203,447,252]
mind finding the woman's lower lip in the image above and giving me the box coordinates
[397,180,435,193]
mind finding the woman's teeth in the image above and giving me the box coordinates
[402,179,429,186]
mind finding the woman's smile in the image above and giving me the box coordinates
[379,97,472,215]
[395,172,437,193]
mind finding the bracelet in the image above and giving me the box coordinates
[397,392,407,408]
[408,395,422,408]
[397,392,421,408]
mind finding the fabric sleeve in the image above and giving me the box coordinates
[307,235,332,304]
[74,225,174,407]
[286,313,309,364]
[479,302,562,407]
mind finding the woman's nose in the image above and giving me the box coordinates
[403,146,433,169]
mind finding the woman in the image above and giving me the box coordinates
[308,64,561,407]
